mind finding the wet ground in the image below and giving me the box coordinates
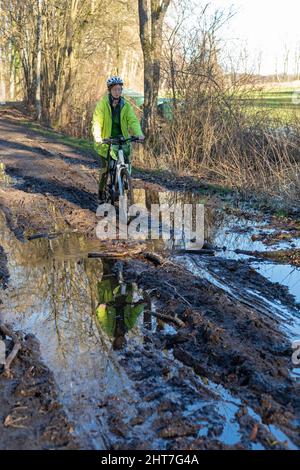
[0,104,300,450]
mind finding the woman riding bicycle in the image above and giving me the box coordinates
[92,76,144,202]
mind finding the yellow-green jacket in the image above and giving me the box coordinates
[95,280,144,337]
[92,95,143,158]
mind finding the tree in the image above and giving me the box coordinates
[0,0,143,130]
[138,0,171,137]
[36,0,43,119]
[283,44,290,79]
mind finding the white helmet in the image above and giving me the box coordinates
[107,76,124,89]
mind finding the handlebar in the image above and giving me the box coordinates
[102,136,144,145]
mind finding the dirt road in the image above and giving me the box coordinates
[0,104,299,450]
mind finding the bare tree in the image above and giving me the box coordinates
[294,42,300,80]
[138,0,171,137]
[257,50,262,76]
[283,43,289,79]
[36,0,43,119]
[0,0,143,130]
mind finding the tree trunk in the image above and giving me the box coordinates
[9,44,16,101]
[36,0,43,120]
[0,0,6,103]
[138,0,170,138]
[53,0,79,127]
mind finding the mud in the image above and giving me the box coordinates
[0,331,79,450]
[0,104,300,450]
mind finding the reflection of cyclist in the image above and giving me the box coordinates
[95,273,145,350]
[92,76,144,202]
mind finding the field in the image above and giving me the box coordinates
[241,81,300,123]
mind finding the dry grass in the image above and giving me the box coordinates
[139,86,300,210]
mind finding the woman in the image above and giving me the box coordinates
[92,76,144,202]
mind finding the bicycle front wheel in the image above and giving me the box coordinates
[117,169,134,206]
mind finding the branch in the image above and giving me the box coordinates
[0,324,21,378]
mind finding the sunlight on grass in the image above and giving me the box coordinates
[23,121,95,153]
[240,87,300,123]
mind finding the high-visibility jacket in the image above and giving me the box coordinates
[91,94,143,158]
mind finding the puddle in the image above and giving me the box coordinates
[212,215,300,258]
[247,265,300,380]
[0,214,153,448]
[208,213,300,311]
[251,262,300,305]
[127,188,217,251]
[208,380,297,449]
[165,349,297,449]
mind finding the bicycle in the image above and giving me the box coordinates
[101,136,142,206]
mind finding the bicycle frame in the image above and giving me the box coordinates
[111,145,129,197]
[103,136,140,204]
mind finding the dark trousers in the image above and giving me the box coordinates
[98,156,109,192]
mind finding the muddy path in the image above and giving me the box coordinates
[0,104,300,450]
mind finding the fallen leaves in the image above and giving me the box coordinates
[4,414,28,429]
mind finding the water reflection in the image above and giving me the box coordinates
[0,211,151,352]
[95,261,148,350]
[0,214,149,448]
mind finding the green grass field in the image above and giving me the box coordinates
[240,86,300,123]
